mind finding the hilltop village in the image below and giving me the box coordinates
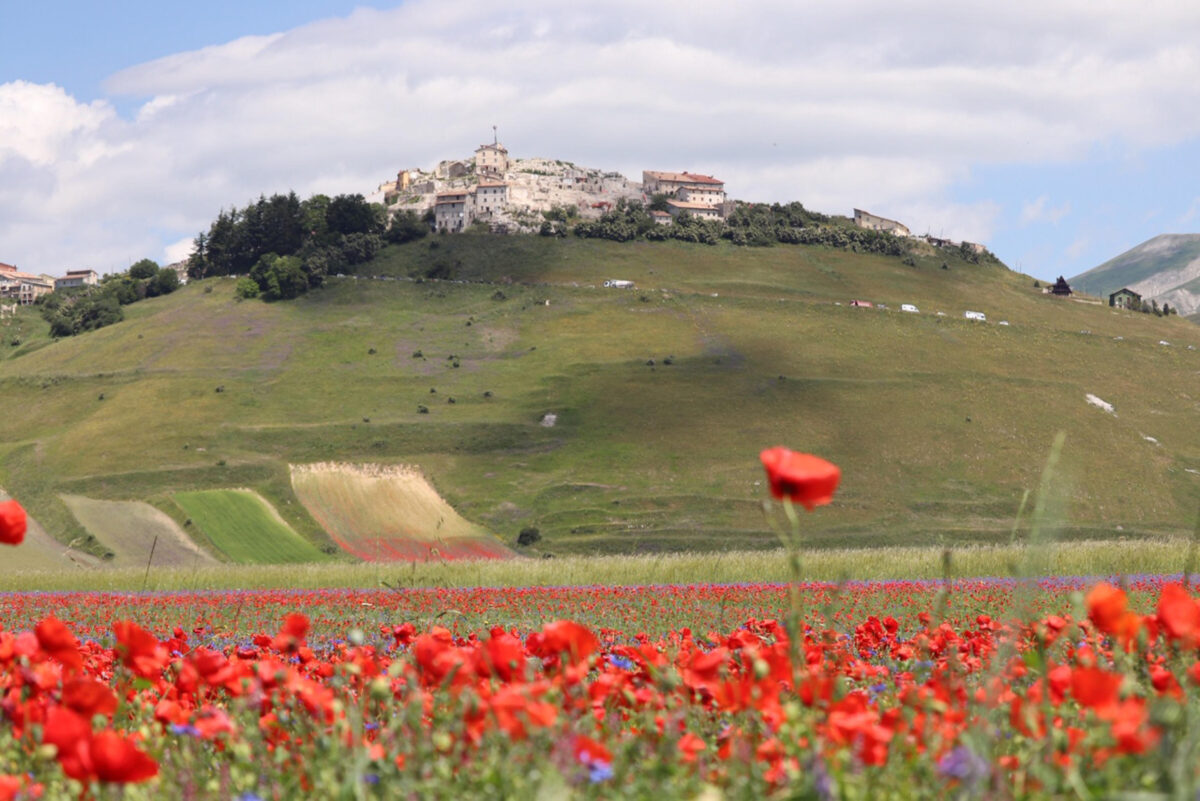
[370,139,990,256]
[371,140,730,233]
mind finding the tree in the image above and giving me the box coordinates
[517,527,542,546]
[326,194,381,237]
[146,267,180,297]
[250,253,308,301]
[128,259,159,280]
[385,210,429,245]
[648,193,669,212]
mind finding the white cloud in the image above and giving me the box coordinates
[1020,196,1071,225]
[8,1,1200,273]
[164,237,196,265]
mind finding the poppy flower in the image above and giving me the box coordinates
[35,617,82,674]
[1156,583,1200,646]
[113,620,169,679]
[0,500,25,546]
[90,730,158,783]
[759,448,841,510]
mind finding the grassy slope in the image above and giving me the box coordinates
[0,235,1197,557]
[172,490,331,564]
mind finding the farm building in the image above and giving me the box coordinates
[1109,288,1142,310]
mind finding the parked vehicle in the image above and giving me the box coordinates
[964,311,987,321]
[603,280,634,289]
[850,300,873,308]
[901,304,919,313]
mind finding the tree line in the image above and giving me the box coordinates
[546,199,908,257]
[188,192,427,300]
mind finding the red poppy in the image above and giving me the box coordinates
[90,730,158,783]
[1070,666,1121,712]
[113,620,169,679]
[63,677,118,718]
[0,500,25,546]
[678,732,706,763]
[43,706,93,781]
[759,448,841,510]
[35,617,82,674]
[538,621,599,666]
[1157,583,1200,646]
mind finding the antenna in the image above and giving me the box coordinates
[492,125,497,146]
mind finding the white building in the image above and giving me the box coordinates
[474,181,508,216]
[665,200,722,221]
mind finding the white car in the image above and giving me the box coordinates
[900,304,919,313]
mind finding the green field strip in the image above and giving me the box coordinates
[172,489,329,564]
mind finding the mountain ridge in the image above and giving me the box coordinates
[1070,233,1200,318]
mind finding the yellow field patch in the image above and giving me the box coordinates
[290,463,512,562]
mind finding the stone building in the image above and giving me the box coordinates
[853,209,910,237]
[434,191,470,232]
[475,143,509,177]
[474,181,508,216]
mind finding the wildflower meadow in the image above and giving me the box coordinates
[0,454,1198,799]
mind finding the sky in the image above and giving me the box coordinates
[5,2,1200,281]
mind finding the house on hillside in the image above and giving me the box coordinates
[1109,287,1142,310]
[665,199,722,221]
[1050,276,1073,296]
[474,181,508,216]
[643,170,725,199]
[853,209,910,237]
[0,270,54,305]
[54,269,100,290]
[434,191,470,232]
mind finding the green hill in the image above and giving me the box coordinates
[1,234,1198,559]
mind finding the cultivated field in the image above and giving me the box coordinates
[290,462,512,561]
[61,494,215,568]
[171,489,330,563]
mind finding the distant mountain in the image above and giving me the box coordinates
[1070,234,1200,319]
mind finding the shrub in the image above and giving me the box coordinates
[234,277,261,299]
[517,526,542,546]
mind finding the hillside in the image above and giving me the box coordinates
[1070,234,1200,319]
[1,234,1198,563]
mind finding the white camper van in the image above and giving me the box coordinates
[603,280,634,289]
[963,311,986,321]
[900,304,919,313]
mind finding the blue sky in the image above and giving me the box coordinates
[4,1,1200,281]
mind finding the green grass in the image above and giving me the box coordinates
[1,235,1198,561]
[0,538,1187,592]
[171,489,331,564]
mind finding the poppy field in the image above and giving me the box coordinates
[0,573,1195,798]
[2,450,1200,800]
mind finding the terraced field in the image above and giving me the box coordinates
[172,490,330,564]
[290,463,511,561]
